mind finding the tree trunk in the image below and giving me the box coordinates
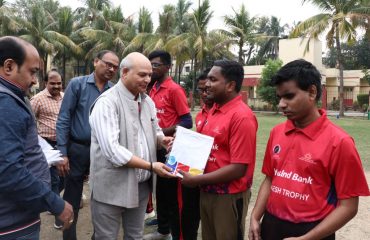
[190,58,195,111]
[335,29,345,117]
[38,55,47,91]
[246,45,254,65]
[62,49,66,88]
[238,39,244,64]
[174,57,178,83]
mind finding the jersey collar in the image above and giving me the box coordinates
[212,95,242,114]
[284,109,329,140]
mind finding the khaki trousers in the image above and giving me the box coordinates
[200,189,251,240]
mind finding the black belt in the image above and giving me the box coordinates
[70,137,91,146]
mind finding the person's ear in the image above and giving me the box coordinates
[308,85,317,101]
[121,67,129,80]
[226,80,236,93]
[93,58,99,68]
[3,59,17,75]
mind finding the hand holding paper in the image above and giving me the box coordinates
[165,126,214,178]
[38,136,64,167]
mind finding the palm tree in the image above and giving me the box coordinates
[126,4,176,55]
[0,0,21,35]
[174,0,192,34]
[291,0,370,116]
[137,7,153,33]
[14,0,79,88]
[78,5,136,59]
[17,4,55,86]
[255,16,287,63]
[205,30,234,63]
[222,4,256,64]
[167,0,213,110]
[53,7,83,84]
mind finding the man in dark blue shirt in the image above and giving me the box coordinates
[0,36,74,239]
[56,50,119,240]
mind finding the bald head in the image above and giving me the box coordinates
[0,36,32,67]
[120,52,152,96]
[119,52,151,77]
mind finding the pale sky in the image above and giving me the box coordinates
[61,0,321,31]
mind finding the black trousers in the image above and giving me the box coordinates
[156,149,180,239]
[181,185,200,240]
[63,141,90,240]
[261,211,335,240]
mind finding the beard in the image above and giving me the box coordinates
[151,72,163,81]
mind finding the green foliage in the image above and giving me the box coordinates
[329,99,340,110]
[323,37,370,70]
[361,68,370,85]
[362,104,369,112]
[137,7,153,33]
[256,59,283,110]
[222,4,256,64]
[290,0,370,117]
[357,94,369,106]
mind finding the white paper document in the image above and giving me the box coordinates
[166,126,214,177]
[38,136,64,166]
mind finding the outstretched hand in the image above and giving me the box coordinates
[179,170,199,188]
[152,162,176,178]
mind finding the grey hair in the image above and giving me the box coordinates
[119,56,133,78]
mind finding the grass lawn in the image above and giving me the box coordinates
[192,110,370,203]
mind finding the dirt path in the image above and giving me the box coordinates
[40,173,370,239]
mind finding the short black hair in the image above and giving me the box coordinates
[44,69,61,82]
[213,60,244,93]
[95,50,117,60]
[148,50,171,65]
[271,59,322,100]
[0,37,26,67]
[196,68,210,84]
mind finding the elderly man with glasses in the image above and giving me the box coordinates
[56,50,119,240]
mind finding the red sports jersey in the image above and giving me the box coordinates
[149,77,190,129]
[200,95,258,194]
[262,110,370,223]
[195,105,210,133]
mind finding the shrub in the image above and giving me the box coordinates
[352,101,360,111]
[362,104,369,112]
[329,99,340,110]
[357,94,369,106]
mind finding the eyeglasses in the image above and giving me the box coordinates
[151,62,167,69]
[99,59,119,71]
[196,88,207,94]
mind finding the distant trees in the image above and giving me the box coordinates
[323,36,370,70]
[291,0,370,117]
[0,0,369,103]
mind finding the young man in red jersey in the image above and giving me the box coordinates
[181,60,258,240]
[195,69,213,133]
[249,59,370,240]
[144,50,192,240]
